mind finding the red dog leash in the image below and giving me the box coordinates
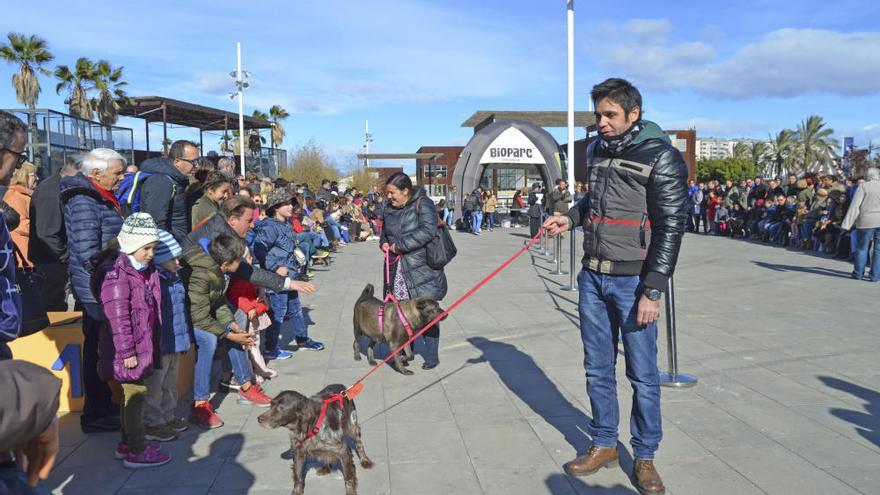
[299,229,546,444]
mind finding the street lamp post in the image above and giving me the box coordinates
[229,42,251,177]
[561,0,579,292]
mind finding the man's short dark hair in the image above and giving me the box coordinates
[321,179,331,186]
[209,233,245,265]
[168,140,198,161]
[221,196,256,219]
[591,78,642,120]
[0,110,28,150]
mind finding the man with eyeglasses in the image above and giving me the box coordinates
[0,110,28,360]
[139,140,199,242]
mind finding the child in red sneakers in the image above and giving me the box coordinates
[227,250,277,383]
[181,234,272,430]
[92,213,171,469]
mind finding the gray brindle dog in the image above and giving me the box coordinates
[257,385,373,495]
[352,283,445,375]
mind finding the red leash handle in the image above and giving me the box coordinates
[346,227,547,397]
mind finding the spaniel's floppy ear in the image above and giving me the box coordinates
[293,399,321,435]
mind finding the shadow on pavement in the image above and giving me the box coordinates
[466,337,593,457]
[819,376,880,448]
[545,473,637,494]
[361,362,472,424]
[44,426,252,494]
[751,261,852,279]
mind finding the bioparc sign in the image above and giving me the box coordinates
[479,127,544,165]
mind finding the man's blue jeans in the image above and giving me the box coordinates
[193,327,254,401]
[266,290,308,351]
[577,269,662,460]
[854,227,880,281]
[471,211,483,233]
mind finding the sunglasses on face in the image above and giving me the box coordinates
[3,148,28,168]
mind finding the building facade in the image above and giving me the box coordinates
[415,146,464,199]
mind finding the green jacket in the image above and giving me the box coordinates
[191,195,220,230]
[180,247,234,337]
[724,186,748,210]
[797,187,813,206]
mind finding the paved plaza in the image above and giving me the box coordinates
[46,227,880,495]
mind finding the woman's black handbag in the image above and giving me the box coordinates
[426,224,457,269]
[11,242,50,337]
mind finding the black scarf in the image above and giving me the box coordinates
[598,121,642,155]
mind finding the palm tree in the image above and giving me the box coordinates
[219,132,232,153]
[768,129,796,177]
[0,33,54,109]
[795,115,839,173]
[749,141,768,172]
[732,142,750,160]
[90,59,129,126]
[268,105,289,147]
[55,57,95,120]
[251,109,269,121]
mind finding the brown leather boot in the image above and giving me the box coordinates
[633,459,665,494]
[564,445,619,476]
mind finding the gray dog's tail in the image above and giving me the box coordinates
[361,284,375,299]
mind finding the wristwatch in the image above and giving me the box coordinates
[643,287,662,301]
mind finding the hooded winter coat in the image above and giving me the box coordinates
[61,173,124,305]
[253,217,298,272]
[180,245,235,337]
[159,269,192,354]
[92,252,161,383]
[381,187,447,301]
[138,157,191,242]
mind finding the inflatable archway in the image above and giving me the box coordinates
[451,119,564,212]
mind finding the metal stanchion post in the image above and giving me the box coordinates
[540,213,552,256]
[550,233,568,275]
[561,227,578,291]
[659,277,697,388]
[546,231,559,263]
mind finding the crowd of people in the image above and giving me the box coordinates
[0,109,394,477]
[437,185,501,235]
[686,172,880,280]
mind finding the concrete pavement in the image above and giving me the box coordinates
[45,227,880,494]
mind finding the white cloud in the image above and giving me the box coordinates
[590,21,880,99]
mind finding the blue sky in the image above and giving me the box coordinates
[2,0,879,172]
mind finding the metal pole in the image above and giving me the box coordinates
[546,227,559,263]
[550,232,568,275]
[236,42,246,177]
[566,0,575,202]
[659,277,697,388]
[561,227,578,291]
[162,103,168,155]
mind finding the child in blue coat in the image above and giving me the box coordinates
[142,230,192,442]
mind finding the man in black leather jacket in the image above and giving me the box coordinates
[544,78,688,495]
